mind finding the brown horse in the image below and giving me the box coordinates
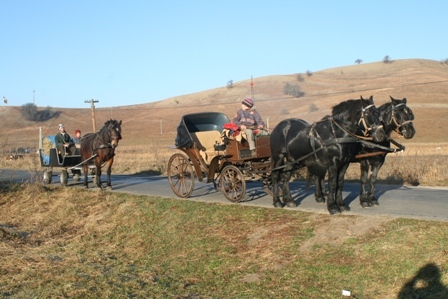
[80,119,122,189]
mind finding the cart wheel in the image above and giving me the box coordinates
[43,170,52,184]
[168,153,195,198]
[219,165,246,202]
[60,170,68,186]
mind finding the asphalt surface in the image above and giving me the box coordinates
[1,168,448,222]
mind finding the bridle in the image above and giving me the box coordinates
[389,103,413,135]
[358,103,383,137]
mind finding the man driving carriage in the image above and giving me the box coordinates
[232,98,268,156]
[55,124,77,157]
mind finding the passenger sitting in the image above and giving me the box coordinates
[232,97,268,157]
[55,124,76,157]
[72,129,82,148]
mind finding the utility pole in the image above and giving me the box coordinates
[85,99,99,132]
[250,76,254,100]
[33,90,35,104]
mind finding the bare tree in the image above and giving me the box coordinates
[383,55,391,64]
[355,59,363,64]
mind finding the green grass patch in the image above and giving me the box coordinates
[1,184,448,298]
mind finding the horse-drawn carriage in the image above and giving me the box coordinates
[168,96,415,214]
[39,135,85,185]
[39,119,122,188]
[167,112,273,202]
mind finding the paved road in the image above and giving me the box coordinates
[2,168,448,222]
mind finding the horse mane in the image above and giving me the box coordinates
[331,98,367,122]
[378,101,392,112]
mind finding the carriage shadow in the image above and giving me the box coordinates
[244,181,314,204]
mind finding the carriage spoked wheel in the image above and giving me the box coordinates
[168,153,195,198]
[219,165,246,203]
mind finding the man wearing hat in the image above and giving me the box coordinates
[55,124,76,157]
[232,97,267,156]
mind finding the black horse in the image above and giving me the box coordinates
[80,119,122,189]
[270,96,387,214]
[358,96,415,206]
[310,96,416,207]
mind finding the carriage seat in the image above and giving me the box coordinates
[190,131,223,165]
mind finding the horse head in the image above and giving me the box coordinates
[357,96,385,142]
[105,119,122,148]
[333,96,386,142]
[389,96,416,139]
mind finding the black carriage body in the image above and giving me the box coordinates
[39,135,84,185]
[39,148,82,168]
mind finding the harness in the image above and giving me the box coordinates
[272,108,399,172]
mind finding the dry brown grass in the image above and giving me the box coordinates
[1,59,447,186]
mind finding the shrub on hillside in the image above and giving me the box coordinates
[21,103,60,122]
[283,83,305,98]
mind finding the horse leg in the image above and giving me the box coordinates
[326,164,341,215]
[282,171,296,207]
[335,163,350,212]
[314,175,326,203]
[271,170,283,208]
[104,157,114,190]
[83,163,89,188]
[359,160,371,208]
[95,160,103,189]
[367,160,384,206]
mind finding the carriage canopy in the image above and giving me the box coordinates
[175,112,230,148]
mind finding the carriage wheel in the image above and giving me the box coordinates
[60,170,68,186]
[219,165,246,203]
[168,153,195,198]
[42,170,52,184]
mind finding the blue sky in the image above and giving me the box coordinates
[1,0,447,108]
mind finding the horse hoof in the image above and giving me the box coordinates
[315,197,325,203]
[339,205,350,212]
[286,201,297,208]
[273,201,283,208]
[360,201,371,208]
[328,208,341,215]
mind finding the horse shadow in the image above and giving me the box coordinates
[397,263,448,298]
[279,180,407,209]
[342,181,408,208]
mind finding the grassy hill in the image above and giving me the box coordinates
[1,58,448,150]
